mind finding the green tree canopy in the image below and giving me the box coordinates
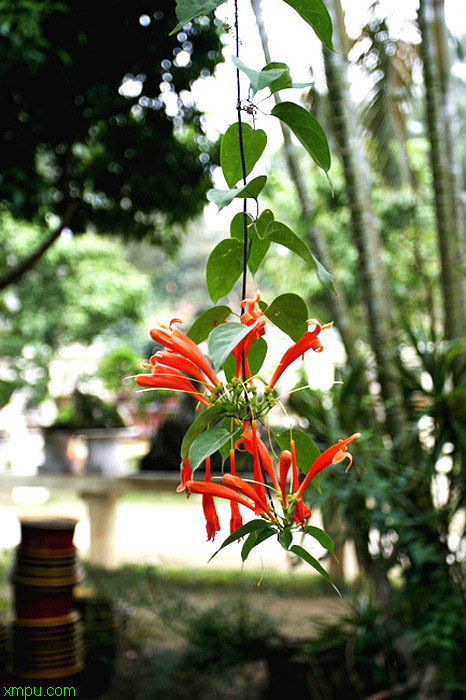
[0,0,223,241]
[0,212,151,405]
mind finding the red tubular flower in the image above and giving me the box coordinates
[232,293,267,380]
[240,293,263,324]
[294,499,312,524]
[290,440,312,524]
[201,456,220,541]
[229,448,237,476]
[176,459,192,493]
[228,449,243,534]
[152,350,215,391]
[237,420,280,494]
[186,481,257,512]
[135,366,210,406]
[294,433,361,501]
[222,474,272,517]
[279,451,292,505]
[253,426,281,494]
[230,502,243,534]
[202,494,221,541]
[268,320,331,390]
[150,319,219,387]
[235,421,267,505]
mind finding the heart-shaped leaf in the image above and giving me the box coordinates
[188,306,232,344]
[281,0,333,50]
[263,62,313,93]
[271,102,331,173]
[251,209,274,240]
[263,293,308,342]
[230,212,253,239]
[208,320,260,372]
[170,0,227,35]
[189,427,238,470]
[206,239,243,302]
[207,176,267,211]
[248,211,273,275]
[232,56,287,96]
[276,429,320,475]
[222,335,268,382]
[231,210,273,276]
[180,404,226,461]
[221,122,267,188]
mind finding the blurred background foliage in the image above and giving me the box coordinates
[0,0,465,697]
[0,0,223,243]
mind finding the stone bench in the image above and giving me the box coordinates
[0,472,179,569]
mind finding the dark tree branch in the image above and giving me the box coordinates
[0,200,78,292]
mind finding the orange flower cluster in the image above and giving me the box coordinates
[178,425,360,540]
[134,294,360,543]
[135,294,330,403]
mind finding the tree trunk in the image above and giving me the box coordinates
[323,0,406,441]
[250,0,360,367]
[433,0,466,258]
[418,0,466,347]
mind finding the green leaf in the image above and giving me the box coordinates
[263,62,292,92]
[170,0,227,35]
[187,306,232,344]
[209,519,269,561]
[251,209,274,240]
[266,221,335,292]
[290,545,339,594]
[189,427,238,471]
[221,122,267,188]
[303,526,335,555]
[278,529,293,550]
[231,210,273,276]
[271,102,331,173]
[180,405,226,461]
[276,428,320,475]
[264,293,308,342]
[206,239,243,302]
[248,210,273,275]
[246,335,268,378]
[207,176,267,211]
[218,422,234,466]
[232,56,287,96]
[263,62,313,93]
[208,320,260,373]
[230,211,253,239]
[281,0,333,50]
[241,527,276,562]
[223,335,268,382]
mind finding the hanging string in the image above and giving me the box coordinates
[234,0,250,314]
[234,0,252,419]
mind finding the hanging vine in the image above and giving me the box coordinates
[133,0,361,586]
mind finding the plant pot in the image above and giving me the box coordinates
[19,518,78,550]
[83,428,134,476]
[39,431,74,474]
[13,584,76,619]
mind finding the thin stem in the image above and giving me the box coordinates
[234,0,252,411]
[234,16,248,273]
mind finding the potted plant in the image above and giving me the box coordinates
[41,390,131,476]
